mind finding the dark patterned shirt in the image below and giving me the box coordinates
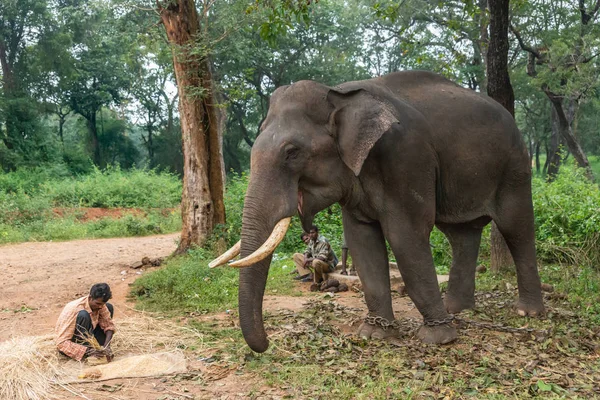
[305,235,338,268]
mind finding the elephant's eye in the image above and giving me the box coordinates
[285,145,300,161]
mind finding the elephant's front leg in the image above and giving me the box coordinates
[382,218,457,344]
[342,209,399,340]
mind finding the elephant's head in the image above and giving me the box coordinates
[212,80,399,352]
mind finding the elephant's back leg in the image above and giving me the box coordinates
[436,221,486,314]
[491,178,545,316]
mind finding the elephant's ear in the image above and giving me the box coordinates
[327,88,398,176]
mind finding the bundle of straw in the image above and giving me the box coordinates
[0,315,203,399]
[0,335,63,400]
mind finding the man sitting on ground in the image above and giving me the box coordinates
[292,232,312,280]
[294,225,338,289]
[55,283,115,362]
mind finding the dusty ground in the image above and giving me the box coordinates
[0,234,179,341]
[1,234,426,399]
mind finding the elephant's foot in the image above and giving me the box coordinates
[356,322,401,340]
[444,293,475,314]
[416,324,457,344]
[515,297,545,317]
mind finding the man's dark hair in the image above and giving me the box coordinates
[310,225,319,232]
[90,283,112,302]
[300,232,309,239]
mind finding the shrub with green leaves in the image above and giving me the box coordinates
[532,164,600,266]
[44,166,182,208]
[0,166,182,244]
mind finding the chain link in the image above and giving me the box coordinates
[423,314,456,327]
[364,314,403,330]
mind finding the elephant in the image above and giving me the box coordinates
[211,70,545,353]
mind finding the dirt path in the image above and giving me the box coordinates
[0,234,179,341]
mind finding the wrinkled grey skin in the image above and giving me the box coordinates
[239,71,545,353]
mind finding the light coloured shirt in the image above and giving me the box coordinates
[305,235,338,268]
[55,296,115,361]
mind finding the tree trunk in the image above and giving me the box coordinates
[477,0,489,93]
[544,91,594,181]
[87,111,101,166]
[535,141,540,173]
[487,0,514,273]
[546,105,563,181]
[158,0,225,254]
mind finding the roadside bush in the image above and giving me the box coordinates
[45,166,182,208]
[0,166,182,243]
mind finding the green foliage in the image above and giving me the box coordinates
[0,209,180,244]
[215,0,373,175]
[532,163,600,266]
[132,247,300,313]
[0,166,182,243]
[45,166,181,208]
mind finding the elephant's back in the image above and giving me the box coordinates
[375,71,530,220]
[376,71,519,143]
[376,70,525,157]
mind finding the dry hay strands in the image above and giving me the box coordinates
[0,335,66,400]
[80,331,103,351]
[107,315,204,355]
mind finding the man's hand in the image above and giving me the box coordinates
[103,345,114,362]
[303,257,313,268]
[85,347,106,358]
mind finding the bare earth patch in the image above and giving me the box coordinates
[0,234,179,341]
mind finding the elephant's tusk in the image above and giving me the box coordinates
[228,217,291,268]
[209,241,241,268]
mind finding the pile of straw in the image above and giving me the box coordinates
[0,335,63,400]
[0,315,202,399]
[110,314,202,354]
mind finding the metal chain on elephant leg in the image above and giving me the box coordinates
[364,314,418,333]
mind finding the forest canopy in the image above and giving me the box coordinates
[1,0,598,177]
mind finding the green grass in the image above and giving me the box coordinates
[0,209,181,244]
[0,166,182,244]
[589,155,600,179]
[131,249,303,314]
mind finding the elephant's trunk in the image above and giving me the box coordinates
[238,187,292,353]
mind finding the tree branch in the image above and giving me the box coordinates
[581,52,600,63]
[509,24,541,59]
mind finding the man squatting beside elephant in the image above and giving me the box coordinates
[292,225,338,291]
[211,70,545,353]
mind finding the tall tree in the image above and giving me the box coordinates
[0,0,56,167]
[487,0,515,272]
[157,0,226,253]
[510,0,599,181]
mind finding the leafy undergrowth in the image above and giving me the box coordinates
[0,167,182,244]
[174,266,600,399]
[0,208,180,244]
[132,249,303,314]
